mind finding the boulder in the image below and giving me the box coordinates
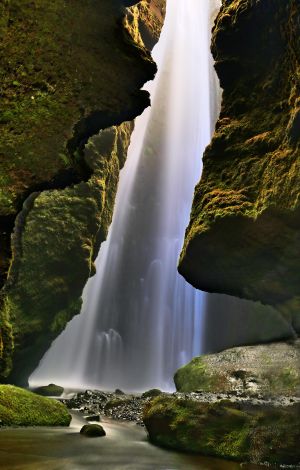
[0,385,71,426]
[141,389,163,399]
[174,340,300,397]
[80,424,106,437]
[84,414,101,422]
[143,394,300,466]
[33,383,64,397]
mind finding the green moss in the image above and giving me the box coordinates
[0,0,155,215]
[178,0,300,308]
[0,297,13,378]
[143,395,300,465]
[144,396,251,459]
[174,356,222,393]
[0,385,71,426]
[269,367,300,393]
[1,125,133,384]
[174,342,300,397]
[0,0,159,382]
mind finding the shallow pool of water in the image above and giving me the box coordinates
[0,414,265,470]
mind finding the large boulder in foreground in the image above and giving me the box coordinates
[174,340,300,397]
[143,394,300,466]
[0,385,71,426]
[144,341,300,465]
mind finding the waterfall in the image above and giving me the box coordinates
[30,0,221,392]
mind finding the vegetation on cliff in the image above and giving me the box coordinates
[0,0,165,383]
[179,0,300,319]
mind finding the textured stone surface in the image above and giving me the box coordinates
[0,0,154,218]
[0,0,165,382]
[179,0,300,312]
[80,424,106,437]
[127,0,166,50]
[174,340,300,397]
[64,389,159,425]
[0,385,71,426]
[3,123,133,384]
[143,393,300,465]
[33,383,64,397]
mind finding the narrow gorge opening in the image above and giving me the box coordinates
[30,0,221,391]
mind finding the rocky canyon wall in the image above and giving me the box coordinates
[179,0,300,335]
[0,0,165,384]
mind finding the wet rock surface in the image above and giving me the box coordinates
[143,392,300,467]
[0,0,166,385]
[175,340,300,397]
[80,424,106,438]
[63,387,300,425]
[33,383,64,397]
[63,389,161,425]
[179,0,300,312]
[63,387,300,465]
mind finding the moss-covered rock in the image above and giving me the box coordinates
[143,394,300,465]
[0,0,166,383]
[0,0,155,219]
[141,388,163,399]
[80,424,106,437]
[33,383,64,397]
[179,0,300,314]
[3,124,133,384]
[0,385,71,426]
[174,340,300,397]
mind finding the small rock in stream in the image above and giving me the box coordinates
[80,424,106,437]
[84,414,101,422]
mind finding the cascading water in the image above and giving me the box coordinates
[30,0,221,391]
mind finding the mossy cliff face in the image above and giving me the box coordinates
[3,123,134,384]
[179,1,300,314]
[0,0,165,383]
[0,0,159,286]
[143,394,300,465]
[174,340,300,397]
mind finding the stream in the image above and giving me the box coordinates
[0,413,264,470]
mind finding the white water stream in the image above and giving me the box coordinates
[30,0,221,391]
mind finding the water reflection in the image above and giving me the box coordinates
[0,415,265,470]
